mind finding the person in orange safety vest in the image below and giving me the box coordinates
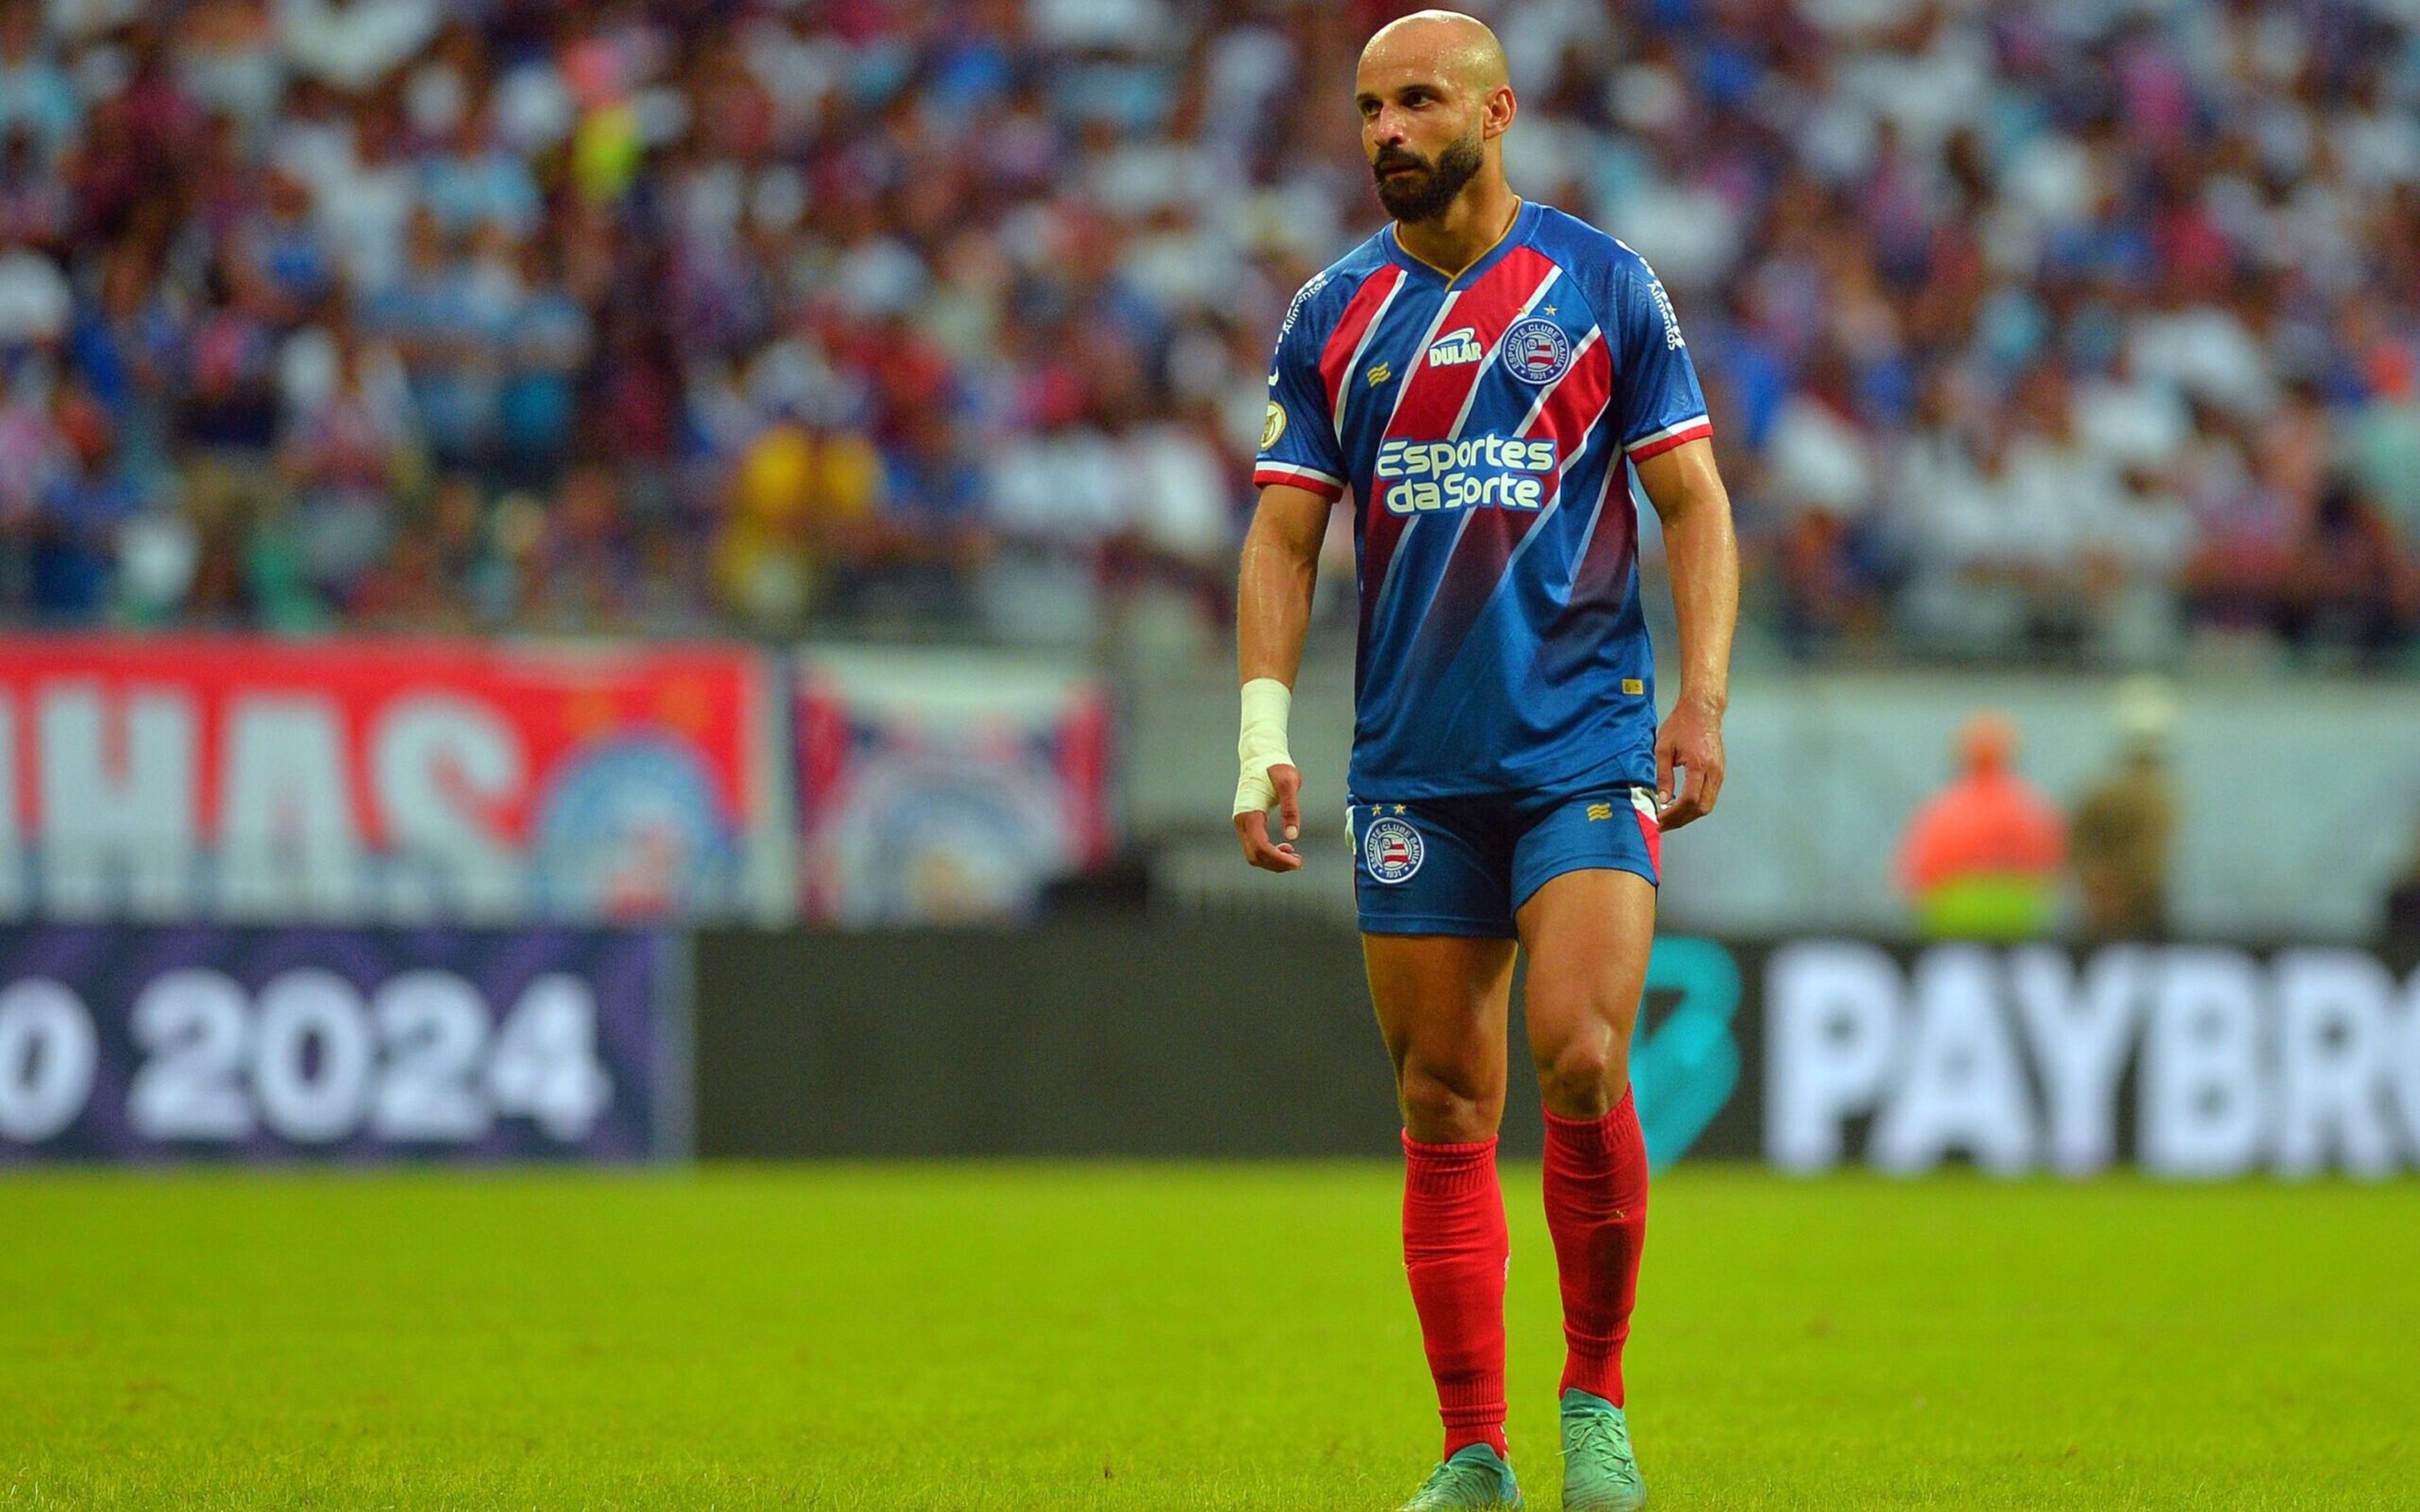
[1896,712,2068,939]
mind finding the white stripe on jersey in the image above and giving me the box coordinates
[1625,413,1713,453]
[1256,461,1345,490]
[1332,268,1409,445]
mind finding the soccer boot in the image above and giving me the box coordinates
[1559,1388,1646,1511]
[1397,1442,1524,1510]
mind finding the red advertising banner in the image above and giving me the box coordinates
[0,636,775,921]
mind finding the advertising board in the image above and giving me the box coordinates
[0,925,677,1163]
[0,636,777,922]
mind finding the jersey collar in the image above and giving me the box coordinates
[1385,198,1536,292]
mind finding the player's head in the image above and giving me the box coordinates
[1355,10,1516,225]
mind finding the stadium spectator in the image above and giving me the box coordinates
[2069,676,2179,942]
[1896,711,2068,941]
[2383,814,2420,967]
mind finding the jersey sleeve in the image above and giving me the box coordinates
[1252,280,1350,501]
[1613,258,1712,463]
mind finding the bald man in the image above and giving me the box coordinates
[1232,11,1739,1510]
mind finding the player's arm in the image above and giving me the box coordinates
[1233,482,1332,873]
[1634,436,1737,830]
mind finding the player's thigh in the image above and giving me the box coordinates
[1514,868,1657,1043]
[1363,931,1518,1137]
[1512,797,1659,1103]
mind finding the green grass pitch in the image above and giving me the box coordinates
[2,1165,2413,1510]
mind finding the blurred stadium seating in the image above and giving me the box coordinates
[0,0,2412,667]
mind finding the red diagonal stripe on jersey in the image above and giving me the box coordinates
[1318,265,1407,418]
[1412,327,1612,665]
[1359,246,1557,649]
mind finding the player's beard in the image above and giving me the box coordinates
[1372,123,1484,224]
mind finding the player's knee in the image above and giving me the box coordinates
[1536,1036,1625,1117]
[1397,1057,1495,1140]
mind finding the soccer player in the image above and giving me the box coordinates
[1231,12,1738,1511]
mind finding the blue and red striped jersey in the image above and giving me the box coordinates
[1254,200,1712,799]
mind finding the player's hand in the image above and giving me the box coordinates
[1234,762,1305,872]
[1654,695,1726,832]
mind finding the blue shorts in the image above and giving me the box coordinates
[1346,786,1662,938]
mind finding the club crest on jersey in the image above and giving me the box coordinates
[1261,402,1287,450]
[1426,326,1483,367]
[1504,316,1572,385]
[1362,815,1424,884]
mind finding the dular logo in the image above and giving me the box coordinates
[1427,326,1483,367]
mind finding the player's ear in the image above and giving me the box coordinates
[1482,85,1516,140]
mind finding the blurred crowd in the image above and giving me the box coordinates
[2,0,2418,666]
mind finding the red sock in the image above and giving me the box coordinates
[1542,1090,1649,1406]
[1401,1132,1509,1460]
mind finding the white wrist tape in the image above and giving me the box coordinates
[1233,677,1294,818]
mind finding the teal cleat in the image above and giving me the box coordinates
[1559,1389,1646,1511]
[1397,1442,1524,1510]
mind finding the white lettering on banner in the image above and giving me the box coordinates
[2273,950,2398,1177]
[1767,941,1902,1171]
[2141,948,2268,1178]
[2394,981,2420,1155]
[217,696,366,919]
[372,695,526,920]
[371,971,493,1141]
[0,979,96,1140]
[253,969,377,1142]
[2008,945,2143,1174]
[39,685,199,918]
[63,967,609,1148]
[129,968,255,1139]
[1769,942,2420,1176]
[485,974,614,1140]
[1869,946,2037,1174]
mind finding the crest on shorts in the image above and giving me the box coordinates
[1504,316,1572,386]
[1363,814,1424,885]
